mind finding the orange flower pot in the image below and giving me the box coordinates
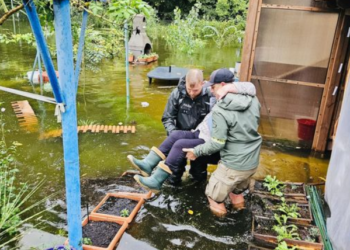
[128,55,134,62]
[91,192,145,223]
[82,214,128,250]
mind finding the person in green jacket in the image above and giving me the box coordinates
[184,68,262,216]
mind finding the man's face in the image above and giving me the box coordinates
[186,82,203,100]
[210,83,224,99]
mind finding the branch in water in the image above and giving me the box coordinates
[0,4,24,26]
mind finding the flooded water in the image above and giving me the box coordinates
[0,20,329,249]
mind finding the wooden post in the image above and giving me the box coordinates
[312,12,347,152]
[240,0,261,81]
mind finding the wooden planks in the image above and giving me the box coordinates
[313,12,347,152]
[40,125,136,139]
[11,100,38,132]
[240,0,262,81]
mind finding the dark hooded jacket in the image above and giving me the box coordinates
[161,77,213,134]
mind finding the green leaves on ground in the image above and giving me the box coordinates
[263,175,285,197]
[272,224,300,242]
[120,208,130,217]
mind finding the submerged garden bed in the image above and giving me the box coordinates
[82,215,128,250]
[251,194,313,225]
[92,192,145,223]
[252,216,323,250]
[251,176,306,198]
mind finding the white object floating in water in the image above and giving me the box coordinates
[141,102,149,107]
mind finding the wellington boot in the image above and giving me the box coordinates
[133,162,172,194]
[127,146,166,177]
[229,193,245,210]
[208,197,227,217]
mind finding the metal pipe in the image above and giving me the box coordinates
[30,50,39,84]
[22,0,63,104]
[38,51,43,95]
[125,21,130,109]
[75,10,89,94]
[53,0,82,248]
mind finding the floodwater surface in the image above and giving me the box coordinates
[0,20,329,250]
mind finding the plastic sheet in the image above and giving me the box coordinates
[325,77,350,250]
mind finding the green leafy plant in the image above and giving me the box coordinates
[202,25,238,48]
[275,241,298,250]
[0,103,52,248]
[263,175,285,197]
[78,119,98,126]
[82,237,93,245]
[274,213,288,226]
[57,228,67,237]
[120,208,130,217]
[277,198,300,219]
[273,224,300,242]
[162,2,205,54]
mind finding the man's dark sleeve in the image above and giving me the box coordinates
[162,89,180,135]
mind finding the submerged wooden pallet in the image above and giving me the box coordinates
[39,125,136,139]
[11,101,38,132]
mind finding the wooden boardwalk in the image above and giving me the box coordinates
[11,101,38,132]
[39,125,136,139]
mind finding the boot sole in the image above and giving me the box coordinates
[127,155,150,177]
[133,175,160,194]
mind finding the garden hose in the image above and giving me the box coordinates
[306,185,333,250]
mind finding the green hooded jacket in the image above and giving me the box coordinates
[193,93,262,171]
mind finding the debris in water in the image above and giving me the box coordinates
[141,102,149,107]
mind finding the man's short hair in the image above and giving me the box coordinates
[186,69,203,88]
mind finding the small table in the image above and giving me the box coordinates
[147,66,189,85]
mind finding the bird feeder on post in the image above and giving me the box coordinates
[128,14,152,59]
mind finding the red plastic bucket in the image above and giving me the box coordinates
[297,119,316,141]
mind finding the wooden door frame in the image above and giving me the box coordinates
[240,0,345,152]
[313,13,348,151]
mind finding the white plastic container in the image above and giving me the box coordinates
[26,71,40,84]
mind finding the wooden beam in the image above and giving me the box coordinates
[261,4,340,13]
[251,75,325,88]
[247,0,263,80]
[0,4,23,25]
[240,0,261,81]
[312,12,347,152]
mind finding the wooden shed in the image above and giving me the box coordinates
[240,0,350,152]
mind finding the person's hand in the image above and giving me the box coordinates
[216,84,237,100]
[183,148,197,160]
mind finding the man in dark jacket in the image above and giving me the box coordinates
[162,70,213,135]
[161,69,256,184]
[162,69,215,184]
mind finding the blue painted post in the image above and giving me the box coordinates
[53,0,82,249]
[124,21,130,109]
[75,10,89,93]
[22,0,63,104]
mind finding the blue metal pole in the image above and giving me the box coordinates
[22,0,63,104]
[124,21,130,109]
[53,0,82,249]
[75,10,89,94]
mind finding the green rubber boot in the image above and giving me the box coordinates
[134,162,172,194]
[127,146,166,177]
